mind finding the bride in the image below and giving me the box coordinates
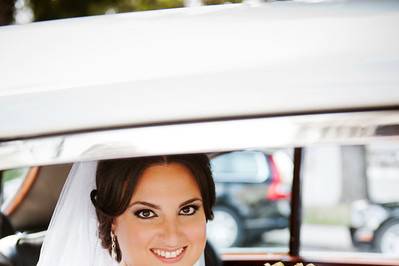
[37,154,217,266]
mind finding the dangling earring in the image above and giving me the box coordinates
[111,231,117,260]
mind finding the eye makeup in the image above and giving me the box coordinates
[134,208,158,219]
[179,204,200,216]
[130,198,203,219]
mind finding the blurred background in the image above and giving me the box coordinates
[205,144,399,256]
[0,0,242,26]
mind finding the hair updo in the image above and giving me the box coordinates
[90,154,215,262]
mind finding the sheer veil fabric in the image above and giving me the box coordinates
[37,162,205,266]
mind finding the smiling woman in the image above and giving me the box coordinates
[37,154,218,266]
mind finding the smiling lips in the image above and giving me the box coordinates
[150,246,187,263]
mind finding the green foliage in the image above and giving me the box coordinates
[129,0,183,11]
[30,0,97,21]
[203,0,241,5]
[28,0,241,21]
[2,169,25,183]
[29,0,184,21]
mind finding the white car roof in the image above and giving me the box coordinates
[1,0,399,139]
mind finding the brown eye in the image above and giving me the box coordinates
[134,209,157,219]
[179,205,199,216]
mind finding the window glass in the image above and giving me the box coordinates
[301,143,399,258]
[1,168,29,210]
[207,149,293,254]
[211,151,270,183]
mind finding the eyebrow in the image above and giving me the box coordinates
[129,198,202,209]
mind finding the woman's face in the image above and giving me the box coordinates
[113,162,207,266]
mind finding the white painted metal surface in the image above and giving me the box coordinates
[1,111,398,169]
[0,0,399,139]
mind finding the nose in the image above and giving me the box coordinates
[160,218,181,247]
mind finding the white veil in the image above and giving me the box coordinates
[37,161,205,266]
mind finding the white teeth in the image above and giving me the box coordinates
[152,247,184,259]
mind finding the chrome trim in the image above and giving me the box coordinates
[1,111,399,170]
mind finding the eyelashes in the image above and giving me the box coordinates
[179,205,200,216]
[134,209,157,219]
[133,204,200,219]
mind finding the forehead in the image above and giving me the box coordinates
[131,162,202,201]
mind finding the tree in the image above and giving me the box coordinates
[29,0,183,22]
[0,0,15,25]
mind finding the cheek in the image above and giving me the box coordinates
[183,219,206,244]
[114,215,156,265]
[182,214,207,261]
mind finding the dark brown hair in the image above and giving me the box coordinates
[90,154,215,262]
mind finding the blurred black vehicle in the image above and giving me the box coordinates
[350,200,399,254]
[207,150,291,248]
